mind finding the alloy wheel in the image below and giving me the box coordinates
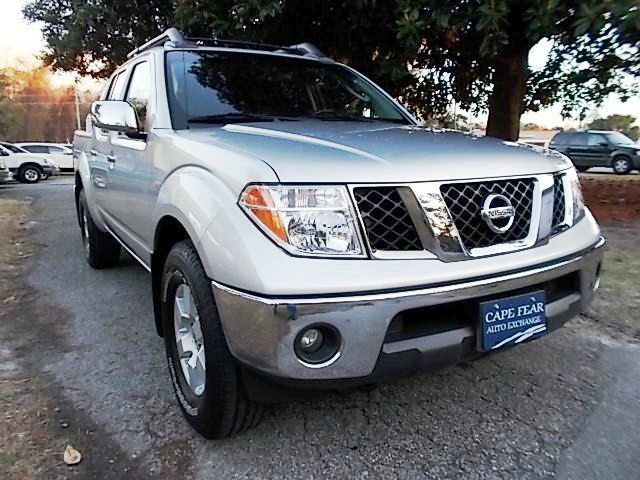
[173,283,206,396]
[24,168,39,182]
[81,208,90,256]
[614,158,630,173]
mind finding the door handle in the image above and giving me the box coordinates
[90,149,97,156]
[106,155,116,163]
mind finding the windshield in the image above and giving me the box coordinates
[0,142,27,153]
[605,131,636,145]
[165,51,409,129]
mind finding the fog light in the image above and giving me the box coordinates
[294,324,341,366]
[300,328,323,353]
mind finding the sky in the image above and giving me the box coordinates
[1,0,639,128]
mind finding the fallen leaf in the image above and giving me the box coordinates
[63,445,82,466]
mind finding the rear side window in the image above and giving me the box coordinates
[125,61,151,130]
[23,145,48,153]
[551,132,570,145]
[570,133,587,146]
[47,146,65,153]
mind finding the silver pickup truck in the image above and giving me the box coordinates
[74,28,604,439]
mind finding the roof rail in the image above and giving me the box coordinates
[288,42,327,58]
[127,27,329,60]
[127,27,188,58]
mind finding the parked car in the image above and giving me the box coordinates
[0,142,57,183]
[73,28,604,439]
[0,158,12,184]
[16,142,75,172]
[548,130,640,174]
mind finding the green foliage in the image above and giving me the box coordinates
[0,70,25,139]
[588,114,639,140]
[23,0,640,138]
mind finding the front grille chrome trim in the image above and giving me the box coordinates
[348,171,571,261]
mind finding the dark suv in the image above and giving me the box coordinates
[549,130,640,174]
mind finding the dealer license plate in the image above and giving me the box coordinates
[479,290,547,351]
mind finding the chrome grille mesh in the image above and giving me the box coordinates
[353,187,422,251]
[440,179,535,250]
[552,174,566,230]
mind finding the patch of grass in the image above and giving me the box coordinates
[0,197,32,280]
[582,225,640,341]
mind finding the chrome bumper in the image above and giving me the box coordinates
[212,237,605,381]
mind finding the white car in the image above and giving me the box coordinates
[0,158,12,184]
[0,142,56,183]
[16,142,74,172]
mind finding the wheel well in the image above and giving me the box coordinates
[151,216,190,336]
[19,162,43,173]
[74,172,83,225]
[612,153,631,161]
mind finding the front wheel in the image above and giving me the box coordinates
[161,240,263,438]
[612,156,632,175]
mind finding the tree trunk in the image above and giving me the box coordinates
[486,49,529,141]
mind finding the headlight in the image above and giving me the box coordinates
[566,167,585,223]
[239,185,364,257]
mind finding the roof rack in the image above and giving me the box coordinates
[127,27,328,59]
[127,27,186,58]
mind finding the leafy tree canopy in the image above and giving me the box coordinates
[24,0,640,140]
[588,114,639,140]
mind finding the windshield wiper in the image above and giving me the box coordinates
[300,111,407,124]
[188,113,278,124]
[306,110,374,122]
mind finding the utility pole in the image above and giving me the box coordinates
[74,84,81,130]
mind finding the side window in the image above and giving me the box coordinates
[0,147,8,156]
[109,72,128,100]
[24,145,48,153]
[47,146,64,154]
[125,61,151,131]
[570,133,587,146]
[552,132,568,144]
[587,134,607,146]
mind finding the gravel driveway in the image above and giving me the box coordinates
[1,177,639,479]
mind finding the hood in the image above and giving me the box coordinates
[177,121,570,183]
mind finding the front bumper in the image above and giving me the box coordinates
[213,237,605,382]
[0,170,12,183]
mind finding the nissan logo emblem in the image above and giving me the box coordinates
[481,194,516,233]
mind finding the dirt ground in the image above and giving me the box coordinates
[580,173,640,224]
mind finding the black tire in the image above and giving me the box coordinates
[575,165,589,173]
[612,156,632,175]
[161,240,263,438]
[78,190,121,269]
[18,164,42,183]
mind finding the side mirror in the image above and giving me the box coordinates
[90,101,139,134]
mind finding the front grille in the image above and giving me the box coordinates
[552,174,566,229]
[440,178,535,250]
[353,187,422,251]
